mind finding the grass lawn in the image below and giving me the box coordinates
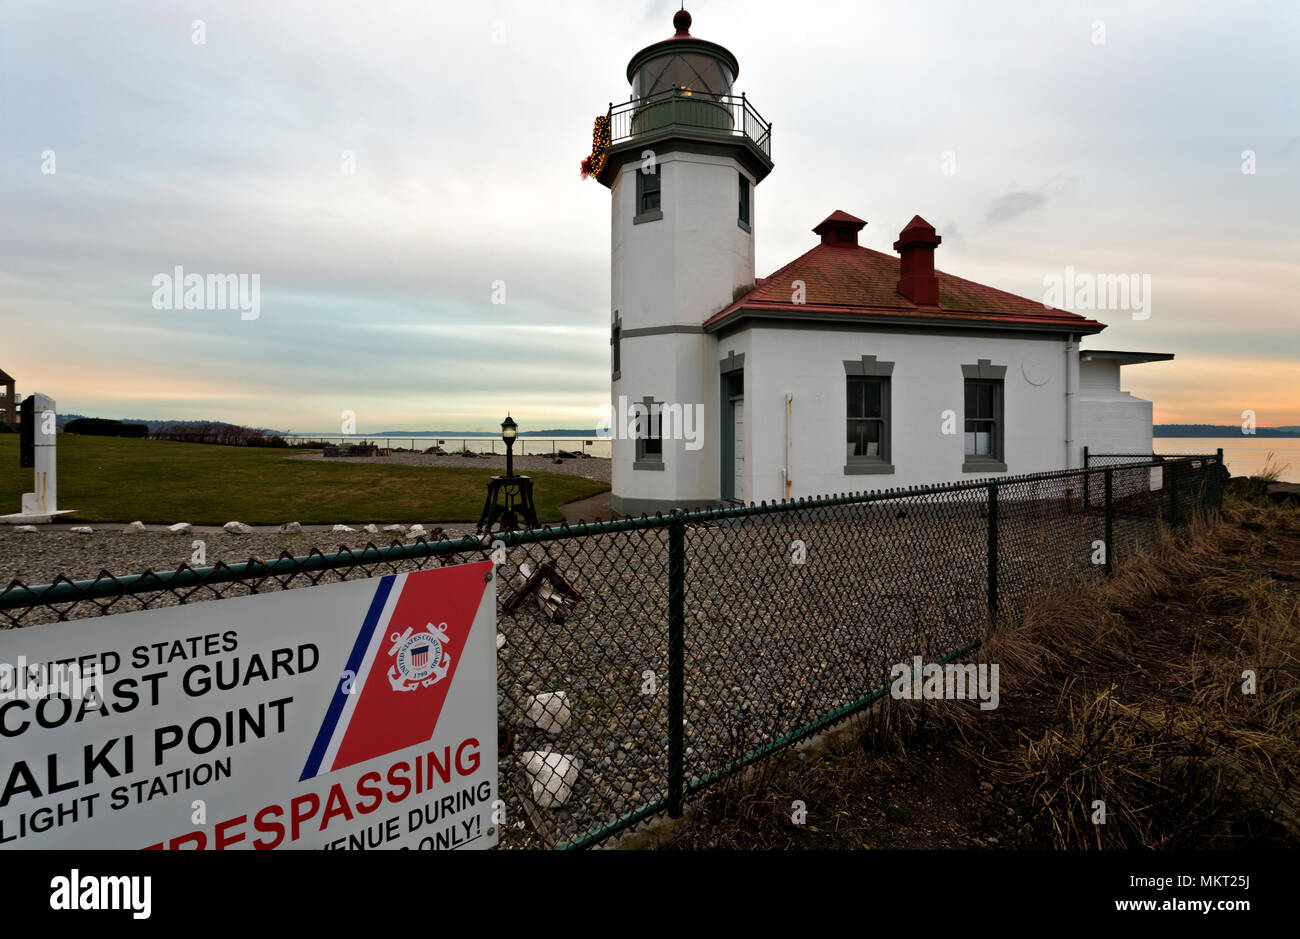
[0,435,608,525]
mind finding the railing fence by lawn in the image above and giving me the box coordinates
[0,456,1224,849]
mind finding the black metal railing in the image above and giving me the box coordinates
[0,456,1221,849]
[607,88,771,158]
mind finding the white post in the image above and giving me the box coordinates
[3,393,74,523]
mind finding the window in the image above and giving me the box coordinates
[634,396,663,470]
[964,382,997,455]
[634,169,662,224]
[847,377,887,456]
[843,355,894,474]
[961,360,1007,472]
[611,314,621,381]
[738,173,751,230]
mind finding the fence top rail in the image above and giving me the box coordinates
[0,455,1214,613]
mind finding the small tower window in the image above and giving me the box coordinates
[611,315,622,380]
[634,169,662,224]
[738,173,751,230]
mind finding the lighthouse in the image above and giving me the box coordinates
[595,8,773,514]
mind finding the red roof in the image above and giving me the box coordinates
[705,219,1106,334]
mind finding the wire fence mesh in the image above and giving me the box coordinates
[0,456,1222,848]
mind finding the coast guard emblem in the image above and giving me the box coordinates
[387,623,451,692]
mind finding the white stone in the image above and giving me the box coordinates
[524,692,571,735]
[69,526,94,534]
[519,750,581,809]
[14,525,38,533]
[224,521,253,534]
[382,524,406,533]
[167,522,192,534]
[331,524,355,533]
[280,521,303,534]
[123,521,146,533]
[496,632,506,651]
[362,523,379,534]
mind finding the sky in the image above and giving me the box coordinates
[1,0,1296,434]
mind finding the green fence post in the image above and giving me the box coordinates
[1104,467,1114,575]
[1215,448,1225,512]
[987,483,999,624]
[667,511,685,818]
[1083,446,1091,508]
[1168,460,1180,529]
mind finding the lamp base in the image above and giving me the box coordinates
[476,475,540,534]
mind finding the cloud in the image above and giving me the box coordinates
[984,191,1046,226]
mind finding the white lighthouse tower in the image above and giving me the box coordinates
[597,8,773,514]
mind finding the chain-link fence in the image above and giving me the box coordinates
[0,456,1223,849]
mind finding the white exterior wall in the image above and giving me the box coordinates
[730,328,1076,502]
[1077,359,1154,457]
[610,147,755,511]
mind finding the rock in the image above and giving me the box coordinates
[123,520,146,533]
[331,524,355,533]
[496,633,506,651]
[223,521,253,534]
[69,526,94,534]
[280,521,303,534]
[14,525,38,533]
[519,750,581,808]
[406,524,427,539]
[382,524,406,533]
[362,523,379,534]
[524,692,571,734]
[167,522,192,534]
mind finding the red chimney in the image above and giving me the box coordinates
[813,210,867,247]
[894,215,942,306]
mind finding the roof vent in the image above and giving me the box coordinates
[812,210,867,247]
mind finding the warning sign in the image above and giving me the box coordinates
[0,562,498,850]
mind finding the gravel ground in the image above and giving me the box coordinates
[287,451,611,484]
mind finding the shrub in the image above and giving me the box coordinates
[64,418,148,438]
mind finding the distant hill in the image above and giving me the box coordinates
[1155,424,1300,437]
[57,414,285,435]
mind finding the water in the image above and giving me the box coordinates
[1153,438,1300,483]
[279,434,613,459]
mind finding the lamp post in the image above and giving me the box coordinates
[501,414,517,477]
[476,413,540,534]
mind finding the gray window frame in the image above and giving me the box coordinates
[961,359,1007,473]
[843,355,895,475]
[633,395,664,471]
[634,168,662,225]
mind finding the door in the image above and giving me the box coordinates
[733,399,746,502]
[720,370,744,502]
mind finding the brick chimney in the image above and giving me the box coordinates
[813,210,867,247]
[894,215,942,306]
